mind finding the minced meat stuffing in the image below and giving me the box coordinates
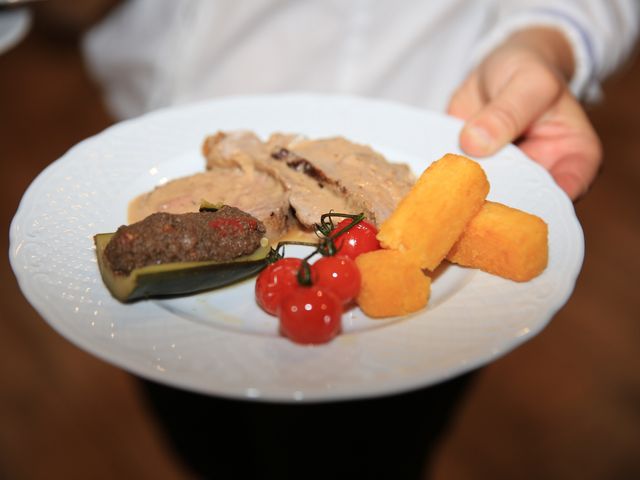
[104,206,266,275]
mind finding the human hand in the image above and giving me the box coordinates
[448,28,602,200]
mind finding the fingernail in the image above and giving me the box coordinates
[463,124,494,156]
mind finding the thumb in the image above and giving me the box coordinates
[460,66,562,157]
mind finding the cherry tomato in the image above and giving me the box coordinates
[332,218,381,260]
[278,286,342,344]
[255,257,303,315]
[312,255,361,305]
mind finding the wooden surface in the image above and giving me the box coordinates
[1,21,639,480]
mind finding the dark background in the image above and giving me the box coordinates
[1,7,639,479]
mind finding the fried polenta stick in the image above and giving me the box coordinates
[377,154,489,271]
[447,201,548,281]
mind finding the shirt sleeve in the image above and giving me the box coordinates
[470,0,640,101]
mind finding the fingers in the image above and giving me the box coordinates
[547,135,601,200]
[518,93,602,200]
[447,71,483,120]
[450,51,601,199]
[549,130,601,200]
[460,64,563,157]
[551,165,591,200]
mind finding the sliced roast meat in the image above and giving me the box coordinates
[283,137,415,225]
[202,130,268,173]
[128,167,289,241]
[203,131,356,228]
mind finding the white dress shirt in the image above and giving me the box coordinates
[83,0,639,120]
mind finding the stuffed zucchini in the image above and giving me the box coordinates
[94,206,275,302]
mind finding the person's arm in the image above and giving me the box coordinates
[448,1,639,200]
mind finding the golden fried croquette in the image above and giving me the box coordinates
[376,154,489,271]
[447,201,548,281]
[355,249,431,318]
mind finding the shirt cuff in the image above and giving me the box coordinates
[470,8,600,101]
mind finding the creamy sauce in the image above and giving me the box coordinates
[277,227,317,243]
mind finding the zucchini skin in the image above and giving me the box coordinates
[94,233,274,302]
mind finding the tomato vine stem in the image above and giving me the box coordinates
[277,212,366,286]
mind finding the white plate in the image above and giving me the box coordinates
[9,93,583,402]
[0,8,30,55]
